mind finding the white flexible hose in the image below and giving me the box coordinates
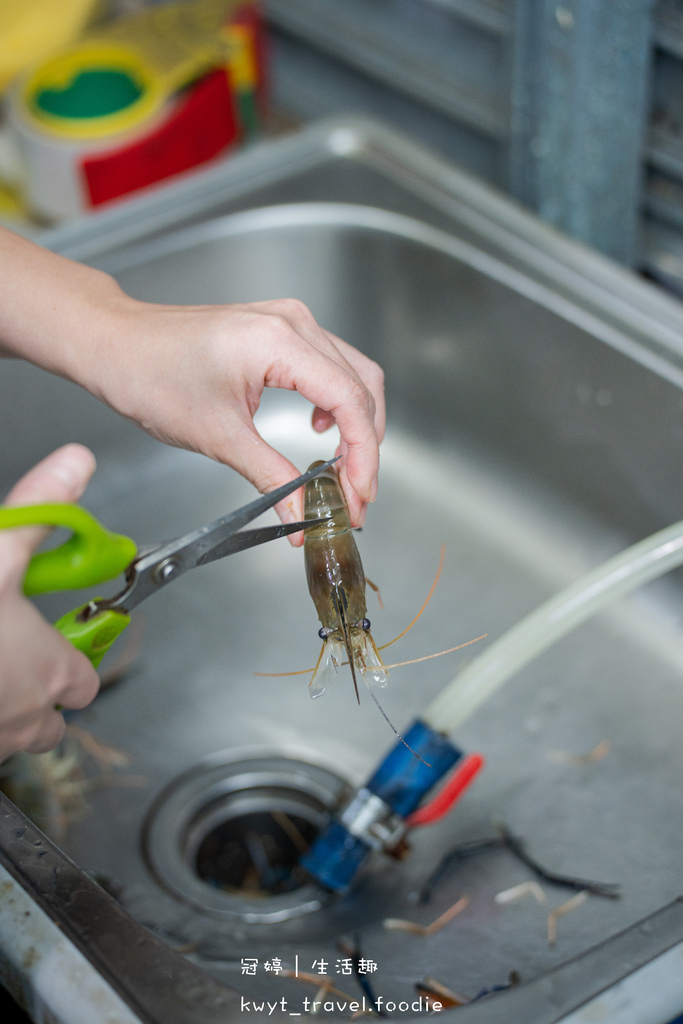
[423,519,683,735]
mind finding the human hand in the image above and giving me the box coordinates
[0,445,100,761]
[91,295,385,542]
[0,229,385,542]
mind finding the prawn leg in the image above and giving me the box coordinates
[365,577,384,609]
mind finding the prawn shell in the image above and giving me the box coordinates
[303,462,367,630]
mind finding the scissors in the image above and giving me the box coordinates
[0,457,338,668]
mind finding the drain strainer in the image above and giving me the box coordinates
[142,752,350,923]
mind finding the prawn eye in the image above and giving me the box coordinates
[358,618,371,631]
[318,627,333,640]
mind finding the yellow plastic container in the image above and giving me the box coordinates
[0,0,98,93]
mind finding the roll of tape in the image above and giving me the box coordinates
[7,80,175,220]
[6,1,265,220]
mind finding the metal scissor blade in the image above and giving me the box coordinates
[164,455,339,569]
[211,455,340,537]
[105,457,339,613]
[196,519,327,565]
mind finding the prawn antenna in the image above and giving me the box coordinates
[379,634,487,671]
[253,545,460,681]
[377,544,446,652]
[253,634,487,679]
[367,689,431,767]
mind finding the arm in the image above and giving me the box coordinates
[0,227,385,758]
[0,227,385,537]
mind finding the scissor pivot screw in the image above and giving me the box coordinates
[154,558,179,585]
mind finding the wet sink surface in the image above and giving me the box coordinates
[5,121,683,1018]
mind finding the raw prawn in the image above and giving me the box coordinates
[303,460,386,702]
[256,460,485,757]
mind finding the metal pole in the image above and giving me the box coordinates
[509,0,654,265]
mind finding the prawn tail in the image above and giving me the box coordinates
[356,630,389,690]
[333,585,360,705]
[309,640,345,699]
[308,644,327,699]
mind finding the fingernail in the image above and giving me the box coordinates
[280,500,296,524]
[51,451,87,489]
[51,464,79,488]
[358,503,367,528]
[369,477,378,503]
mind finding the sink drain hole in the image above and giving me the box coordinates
[143,753,350,920]
[195,809,318,895]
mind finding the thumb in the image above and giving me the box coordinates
[1,444,97,562]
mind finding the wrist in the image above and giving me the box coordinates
[53,275,143,406]
[0,227,133,391]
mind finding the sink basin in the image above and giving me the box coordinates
[4,118,683,1022]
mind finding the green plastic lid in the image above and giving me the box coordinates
[35,68,143,119]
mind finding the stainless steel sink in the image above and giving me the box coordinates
[4,118,683,1023]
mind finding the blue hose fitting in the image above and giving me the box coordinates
[301,720,462,892]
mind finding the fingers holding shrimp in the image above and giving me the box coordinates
[178,299,383,539]
[84,294,385,536]
[247,301,384,523]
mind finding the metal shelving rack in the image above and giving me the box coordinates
[266,0,513,185]
[266,0,683,289]
[646,0,683,290]
[267,0,511,139]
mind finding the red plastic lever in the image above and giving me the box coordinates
[405,753,485,828]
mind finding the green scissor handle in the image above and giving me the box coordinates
[0,503,138,667]
[52,603,132,669]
